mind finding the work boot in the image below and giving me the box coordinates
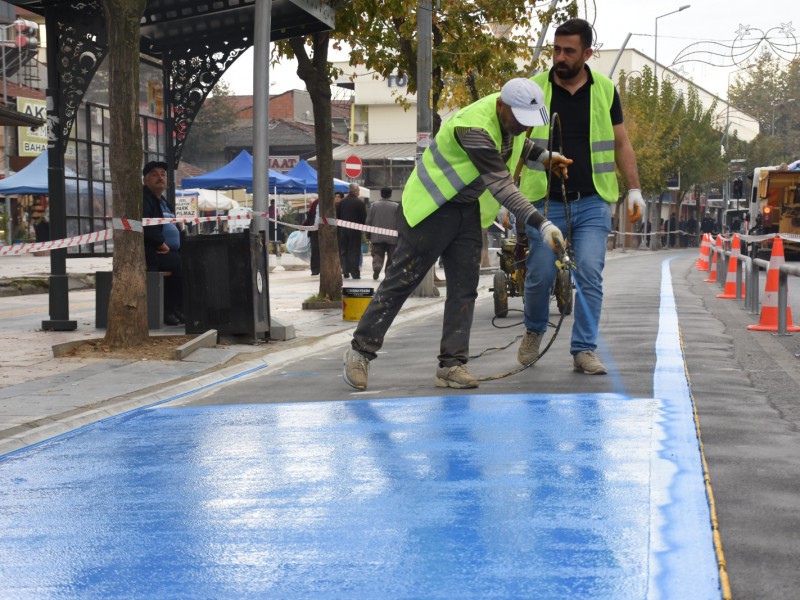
[517,331,543,365]
[343,348,369,390]
[435,364,479,389]
[572,350,608,375]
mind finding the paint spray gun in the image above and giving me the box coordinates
[554,236,576,272]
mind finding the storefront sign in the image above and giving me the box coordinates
[16,97,47,157]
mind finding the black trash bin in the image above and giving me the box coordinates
[181,231,270,340]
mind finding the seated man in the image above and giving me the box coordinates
[142,160,184,326]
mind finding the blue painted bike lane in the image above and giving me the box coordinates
[0,259,721,599]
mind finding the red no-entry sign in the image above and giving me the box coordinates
[344,155,363,179]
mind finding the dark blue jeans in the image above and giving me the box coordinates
[523,195,612,355]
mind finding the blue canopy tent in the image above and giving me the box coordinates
[286,159,350,194]
[0,150,106,198]
[0,150,49,194]
[182,149,304,193]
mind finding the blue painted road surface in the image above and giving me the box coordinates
[0,260,721,598]
[1,392,717,599]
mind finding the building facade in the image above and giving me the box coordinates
[329,49,759,204]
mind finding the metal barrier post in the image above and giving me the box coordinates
[735,253,744,300]
[751,257,769,315]
[741,255,751,311]
[777,269,789,335]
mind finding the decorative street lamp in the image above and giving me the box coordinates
[654,5,691,83]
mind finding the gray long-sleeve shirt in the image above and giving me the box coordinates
[451,126,548,229]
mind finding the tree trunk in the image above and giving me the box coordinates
[291,32,342,301]
[101,0,149,347]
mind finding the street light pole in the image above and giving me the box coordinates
[654,5,690,83]
[1,23,14,246]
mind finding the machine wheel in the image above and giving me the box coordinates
[555,270,573,316]
[493,271,509,318]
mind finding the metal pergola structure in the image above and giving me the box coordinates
[5,0,335,330]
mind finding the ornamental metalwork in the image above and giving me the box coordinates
[167,38,251,165]
[671,22,798,70]
[47,0,107,154]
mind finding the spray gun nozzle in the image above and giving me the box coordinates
[553,237,575,271]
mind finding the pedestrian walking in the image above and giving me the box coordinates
[366,187,399,280]
[336,183,367,279]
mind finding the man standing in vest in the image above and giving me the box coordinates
[516,18,644,375]
[343,78,573,391]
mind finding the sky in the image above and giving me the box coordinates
[221,0,796,100]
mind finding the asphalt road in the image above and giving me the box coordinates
[168,250,800,600]
[2,249,799,598]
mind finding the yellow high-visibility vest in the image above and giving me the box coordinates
[402,93,513,228]
[519,71,619,203]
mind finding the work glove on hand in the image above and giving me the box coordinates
[626,189,645,223]
[538,220,565,255]
[537,150,573,179]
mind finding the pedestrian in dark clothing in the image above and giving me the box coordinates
[142,160,184,326]
[668,214,677,248]
[336,183,367,279]
[305,197,320,275]
[701,214,715,235]
[686,216,698,246]
[366,187,399,280]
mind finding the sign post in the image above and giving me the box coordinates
[344,155,362,179]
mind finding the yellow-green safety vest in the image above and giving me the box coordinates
[402,93,514,228]
[518,71,619,203]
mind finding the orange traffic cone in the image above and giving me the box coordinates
[695,233,710,270]
[704,235,721,283]
[717,234,746,299]
[748,237,800,332]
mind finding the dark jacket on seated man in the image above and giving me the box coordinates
[142,160,184,325]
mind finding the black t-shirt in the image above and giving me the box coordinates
[547,66,623,196]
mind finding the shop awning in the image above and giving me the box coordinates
[330,143,417,161]
[0,105,46,128]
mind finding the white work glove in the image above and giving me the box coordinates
[539,220,565,254]
[626,189,645,223]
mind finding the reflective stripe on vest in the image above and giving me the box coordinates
[519,71,619,203]
[402,93,502,227]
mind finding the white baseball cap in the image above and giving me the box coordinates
[500,78,549,127]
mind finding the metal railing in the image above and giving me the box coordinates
[706,239,800,335]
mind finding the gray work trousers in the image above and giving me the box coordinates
[351,201,482,367]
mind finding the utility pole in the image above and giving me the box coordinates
[415,0,431,167]
[412,0,438,297]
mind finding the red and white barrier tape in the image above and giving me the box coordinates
[112,217,143,232]
[0,228,113,256]
[0,212,397,257]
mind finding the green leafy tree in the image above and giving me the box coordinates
[728,54,800,167]
[275,0,577,300]
[619,68,726,245]
[180,80,237,166]
[617,67,677,198]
